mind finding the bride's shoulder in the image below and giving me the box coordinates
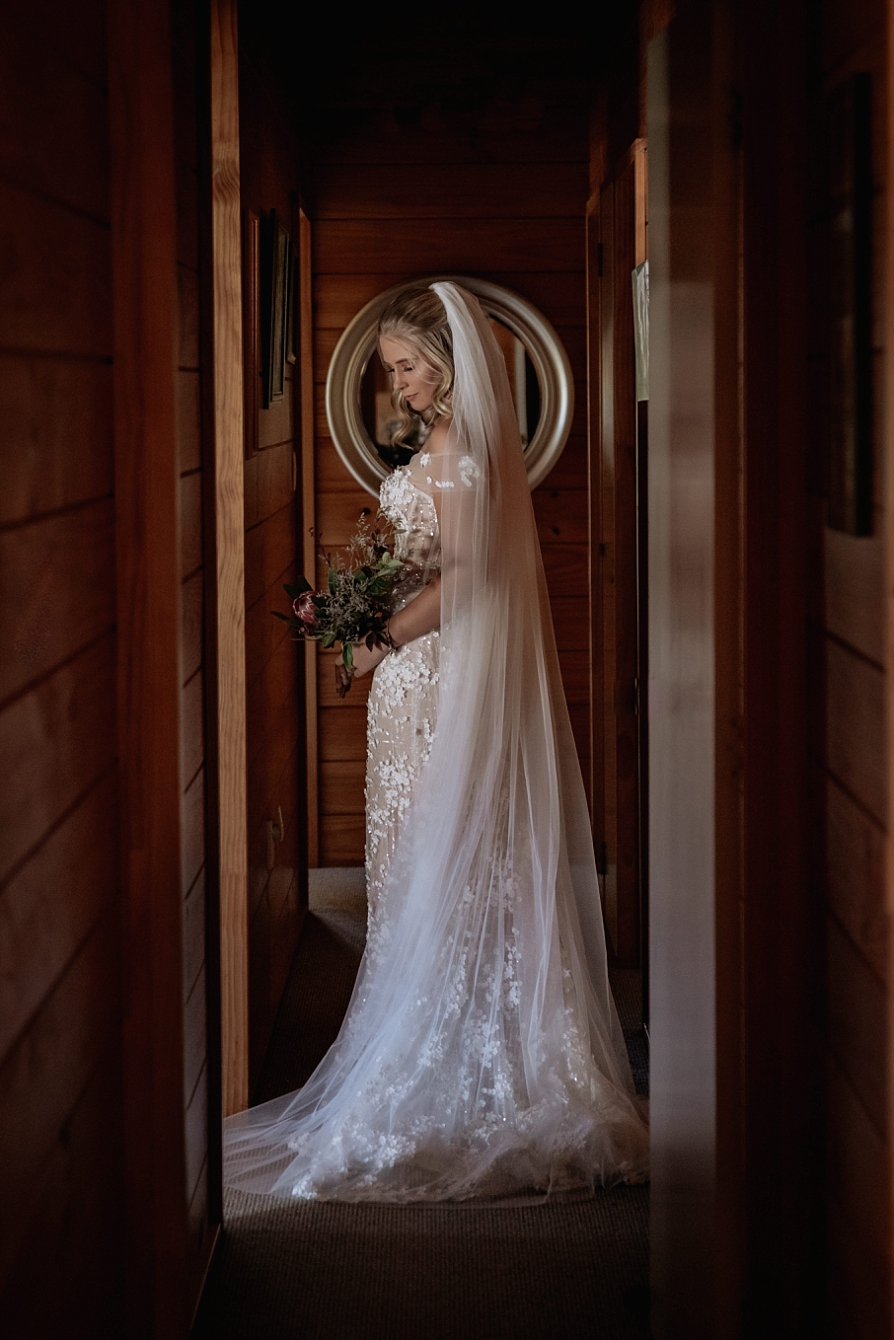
[425,421,452,457]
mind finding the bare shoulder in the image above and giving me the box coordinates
[425,420,452,457]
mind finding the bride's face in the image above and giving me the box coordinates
[379,335,436,413]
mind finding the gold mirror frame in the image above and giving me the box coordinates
[324,276,575,497]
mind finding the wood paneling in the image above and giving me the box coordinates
[0,498,116,705]
[311,162,587,219]
[0,770,116,1060]
[0,357,113,527]
[210,0,249,1117]
[315,219,583,275]
[825,635,886,822]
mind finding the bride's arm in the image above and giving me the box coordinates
[338,575,440,689]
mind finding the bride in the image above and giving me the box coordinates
[223,281,649,1201]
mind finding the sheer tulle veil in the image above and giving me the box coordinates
[223,282,649,1201]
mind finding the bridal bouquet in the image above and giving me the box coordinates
[273,510,404,670]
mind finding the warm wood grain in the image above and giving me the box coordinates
[0,356,113,527]
[825,636,887,823]
[825,1054,889,1263]
[321,759,366,815]
[179,469,204,577]
[320,813,366,866]
[824,525,886,668]
[300,208,319,865]
[0,636,116,887]
[176,369,202,472]
[0,498,116,705]
[320,706,368,761]
[825,777,887,981]
[315,220,584,275]
[210,0,249,1117]
[243,440,295,529]
[0,907,119,1248]
[180,569,204,685]
[0,183,111,356]
[314,270,587,330]
[179,669,205,789]
[311,162,587,219]
[245,637,300,771]
[181,770,205,924]
[182,867,206,999]
[825,913,887,1131]
[243,502,298,609]
[0,770,116,1060]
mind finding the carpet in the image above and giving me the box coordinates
[193,869,650,1340]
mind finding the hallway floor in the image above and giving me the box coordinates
[193,870,650,1340]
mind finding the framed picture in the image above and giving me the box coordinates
[826,72,873,536]
[261,209,292,408]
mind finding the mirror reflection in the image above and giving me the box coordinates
[360,316,542,469]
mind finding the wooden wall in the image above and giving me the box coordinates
[307,106,592,866]
[238,11,307,1089]
[172,0,217,1295]
[806,1,891,1334]
[0,2,126,1332]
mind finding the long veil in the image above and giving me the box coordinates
[223,282,649,1201]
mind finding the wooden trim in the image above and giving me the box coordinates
[210,0,249,1117]
[243,209,260,458]
[107,0,188,1332]
[299,206,319,866]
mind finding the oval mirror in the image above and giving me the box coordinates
[325,276,574,496]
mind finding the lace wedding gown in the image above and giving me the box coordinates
[223,282,649,1202]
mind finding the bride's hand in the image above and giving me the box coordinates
[335,637,391,697]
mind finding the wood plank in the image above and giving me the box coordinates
[258,377,295,450]
[180,767,205,898]
[211,0,250,1120]
[311,162,588,220]
[180,569,203,685]
[176,369,202,473]
[320,813,365,866]
[180,668,204,788]
[549,596,591,651]
[314,219,585,275]
[0,25,109,222]
[541,542,590,598]
[0,498,116,705]
[825,637,886,822]
[825,913,887,1131]
[824,525,886,668]
[243,440,295,530]
[179,469,203,577]
[246,635,299,772]
[0,907,119,1240]
[0,1047,124,1336]
[320,706,367,762]
[299,207,319,865]
[184,1061,208,1201]
[827,1187,891,1340]
[826,777,887,981]
[314,270,586,330]
[245,576,295,688]
[0,182,111,357]
[558,649,590,706]
[246,725,301,840]
[4,0,107,86]
[310,105,588,166]
[825,1055,889,1270]
[321,759,366,816]
[183,964,207,1107]
[316,489,391,547]
[0,356,113,527]
[244,501,298,609]
[0,634,115,887]
[0,770,116,1060]
[182,867,206,1000]
[532,487,589,546]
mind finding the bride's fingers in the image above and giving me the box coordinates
[335,663,354,698]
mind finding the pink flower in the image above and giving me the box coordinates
[292,590,318,629]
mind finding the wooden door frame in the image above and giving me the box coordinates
[208,0,249,1119]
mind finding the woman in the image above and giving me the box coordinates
[223,282,649,1201]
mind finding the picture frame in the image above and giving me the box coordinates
[260,208,292,408]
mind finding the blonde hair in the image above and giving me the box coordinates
[377,285,454,449]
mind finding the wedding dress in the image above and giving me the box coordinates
[223,282,649,1201]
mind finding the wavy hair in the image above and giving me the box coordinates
[377,285,454,449]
